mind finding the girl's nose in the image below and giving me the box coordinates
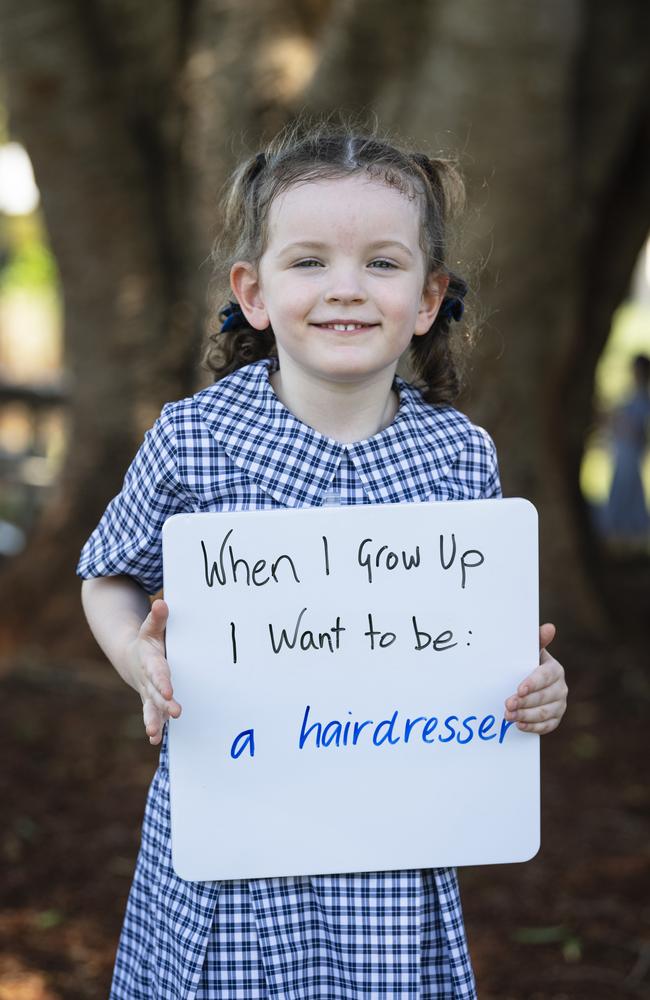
[324,268,367,304]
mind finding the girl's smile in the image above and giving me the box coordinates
[311,322,378,332]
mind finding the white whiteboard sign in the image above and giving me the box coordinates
[163,499,539,881]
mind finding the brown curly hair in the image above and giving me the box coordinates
[204,116,472,404]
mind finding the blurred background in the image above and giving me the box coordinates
[1,1,649,997]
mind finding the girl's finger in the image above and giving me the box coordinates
[538,622,556,650]
[142,652,175,700]
[506,699,566,726]
[143,678,174,714]
[515,715,562,735]
[505,672,551,704]
[508,679,568,712]
[516,656,564,698]
[145,688,182,722]
[143,679,182,718]
[142,699,164,744]
[141,599,169,643]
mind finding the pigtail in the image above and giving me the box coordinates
[205,300,276,378]
[206,326,277,378]
[406,152,472,404]
[203,152,273,379]
[409,272,470,405]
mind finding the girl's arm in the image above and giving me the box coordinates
[81,577,181,744]
[504,623,567,734]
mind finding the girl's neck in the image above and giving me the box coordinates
[269,364,399,444]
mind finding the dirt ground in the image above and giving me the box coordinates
[1,630,649,1000]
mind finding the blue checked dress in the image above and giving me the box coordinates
[78,359,502,999]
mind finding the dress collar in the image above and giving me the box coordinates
[194,361,472,507]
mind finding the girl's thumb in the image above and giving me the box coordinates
[145,598,168,636]
[539,622,556,650]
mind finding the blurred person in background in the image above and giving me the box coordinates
[603,353,650,552]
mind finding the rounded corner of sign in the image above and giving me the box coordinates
[162,512,190,537]
[512,497,539,523]
[519,834,541,864]
[171,852,197,882]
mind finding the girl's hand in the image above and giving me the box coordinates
[127,598,182,745]
[504,623,567,734]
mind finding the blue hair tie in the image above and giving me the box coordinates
[439,278,467,323]
[439,296,465,322]
[219,300,248,332]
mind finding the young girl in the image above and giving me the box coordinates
[79,121,568,999]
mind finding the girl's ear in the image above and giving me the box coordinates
[414,273,450,336]
[229,261,270,331]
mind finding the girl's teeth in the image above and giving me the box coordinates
[327,324,364,331]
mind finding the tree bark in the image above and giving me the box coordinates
[0,0,204,650]
[398,0,650,630]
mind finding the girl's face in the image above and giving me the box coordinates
[232,174,446,390]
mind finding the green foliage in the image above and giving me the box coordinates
[0,212,59,293]
[511,925,567,944]
[34,909,64,930]
[1,238,58,292]
[511,925,582,963]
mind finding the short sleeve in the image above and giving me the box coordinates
[463,424,502,499]
[77,403,187,594]
[479,428,502,498]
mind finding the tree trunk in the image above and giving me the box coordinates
[397,0,650,631]
[0,0,204,650]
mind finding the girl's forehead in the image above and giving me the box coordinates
[265,174,422,245]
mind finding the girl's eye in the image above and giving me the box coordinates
[293,258,323,268]
[369,259,398,270]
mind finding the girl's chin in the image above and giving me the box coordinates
[305,361,399,384]
[276,348,402,385]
